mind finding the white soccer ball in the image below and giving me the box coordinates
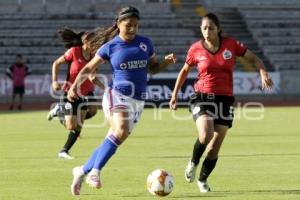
[146,169,174,197]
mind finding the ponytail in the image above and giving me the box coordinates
[88,23,119,54]
[58,27,85,48]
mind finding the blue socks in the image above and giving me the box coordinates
[83,134,121,174]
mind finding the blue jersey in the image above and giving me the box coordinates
[97,35,154,100]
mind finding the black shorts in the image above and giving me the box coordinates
[13,86,25,95]
[61,92,97,116]
[189,92,235,128]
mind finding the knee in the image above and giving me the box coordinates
[65,121,77,131]
[114,125,129,142]
[198,132,213,145]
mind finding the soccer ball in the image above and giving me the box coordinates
[146,169,174,197]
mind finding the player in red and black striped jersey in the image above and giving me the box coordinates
[169,13,273,193]
[48,28,105,159]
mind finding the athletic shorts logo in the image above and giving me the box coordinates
[139,42,147,52]
[192,106,201,115]
[65,102,72,110]
[120,63,128,70]
[223,49,232,60]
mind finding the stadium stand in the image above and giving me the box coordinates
[238,5,300,71]
[0,0,196,74]
[170,0,274,71]
[2,0,298,75]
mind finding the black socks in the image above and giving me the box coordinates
[61,130,81,152]
[199,157,218,182]
[191,139,207,166]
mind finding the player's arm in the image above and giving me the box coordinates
[148,53,177,74]
[25,66,32,76]
[242,49,273,90]
[68,55,105,101]
[169,63,192,110]
[88,69,105,90]
[52,55,67,91]
[6,66,13,79]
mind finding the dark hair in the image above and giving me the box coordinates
[116,6,140,21]
[202,12,222,37]
[89,6,140,53]
[58,27,85,48]
[16,54,22,58]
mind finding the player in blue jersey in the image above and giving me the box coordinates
[67,6,176,195]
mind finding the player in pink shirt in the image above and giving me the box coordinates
[6,54,31,110]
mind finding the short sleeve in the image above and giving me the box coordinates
[235,40,247,57]
[185,46,196,67]
[64,48,74,62]
[96,44,109,61]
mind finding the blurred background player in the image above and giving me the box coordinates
[48,27,105,159]
[67,6,176,195]
[6,54,31,110]
[169,13,273,193]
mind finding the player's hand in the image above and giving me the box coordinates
[169,95,177,110]
[260,70,273,90]
[67,85,78,102]
[52,81,61,91]
[164,53,177,65]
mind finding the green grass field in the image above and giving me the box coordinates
[1,107,300,200]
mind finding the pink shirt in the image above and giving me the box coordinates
[9,64,29,87]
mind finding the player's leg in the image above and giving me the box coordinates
[185,114,214,183]
[84,92,98,120]
[10,87,17,110]
[84,110,129,188]
[82,90,142,188]
[59,100,86,159]
[85,105,98,120]
[197,124,228,193]
[47,103,62,121]
[17,86,24,110]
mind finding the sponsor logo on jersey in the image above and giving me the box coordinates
[119,60,148,70]
[139,42,147,52]
[223,49,232,60]
[120,63,127,69]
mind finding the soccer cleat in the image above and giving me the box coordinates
[47,104,60,121]
[71,166,85,195]
[185,160,197,183]
[197,180,211,193]
[86,172,102,189]
[58,151,74,160]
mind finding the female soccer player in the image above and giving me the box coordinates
[50,28,105,159]
[169,13,273,193]
[67,6,176,195]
